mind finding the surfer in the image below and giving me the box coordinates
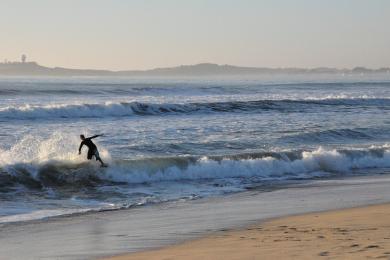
[78,134,106,167]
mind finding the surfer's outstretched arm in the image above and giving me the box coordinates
[89,134,102,139]
[78,142,84,154]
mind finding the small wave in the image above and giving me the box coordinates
[281,128,375,144]
[1,98,390,120]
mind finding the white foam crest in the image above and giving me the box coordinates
[0,101,198,119]
[0,102,136,119]
[102,147,390,183]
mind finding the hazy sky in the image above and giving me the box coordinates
[1,0,389,70]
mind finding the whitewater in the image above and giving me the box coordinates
[1,75,390,224]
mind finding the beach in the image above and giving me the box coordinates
[2,175,390,259]
[107,203,390,260]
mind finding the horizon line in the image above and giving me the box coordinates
[1,60,390,72]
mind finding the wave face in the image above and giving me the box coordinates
[2,98,390,120]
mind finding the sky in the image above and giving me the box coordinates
[0,0,389,70]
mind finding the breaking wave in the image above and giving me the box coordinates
[3,141,390,190]
[101,147,390,184]
[1,98,390,120]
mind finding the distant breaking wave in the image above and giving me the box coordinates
[1,81,390,96]
[2,98,390,120]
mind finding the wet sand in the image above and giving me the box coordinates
[106,204,390,260]
[2,175,390,259]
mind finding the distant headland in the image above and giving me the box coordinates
[1,58,389,76]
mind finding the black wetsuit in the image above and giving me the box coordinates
[79,136,99,160]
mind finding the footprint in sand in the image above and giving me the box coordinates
[365,245,380,249]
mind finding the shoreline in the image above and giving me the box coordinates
[2,175,390,259]
[105,203,390,260]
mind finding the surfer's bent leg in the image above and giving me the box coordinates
[94,150,101,161]
[94,149,105,166]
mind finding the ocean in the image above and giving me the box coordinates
[1,74,390,224]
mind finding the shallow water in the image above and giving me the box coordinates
[1,74,390,223]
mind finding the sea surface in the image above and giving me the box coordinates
[1,74,390,224]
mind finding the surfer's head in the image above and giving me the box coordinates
[80,134,85,140]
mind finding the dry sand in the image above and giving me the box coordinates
[106,204,390,260]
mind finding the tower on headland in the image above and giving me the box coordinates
[21,54,26,63]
